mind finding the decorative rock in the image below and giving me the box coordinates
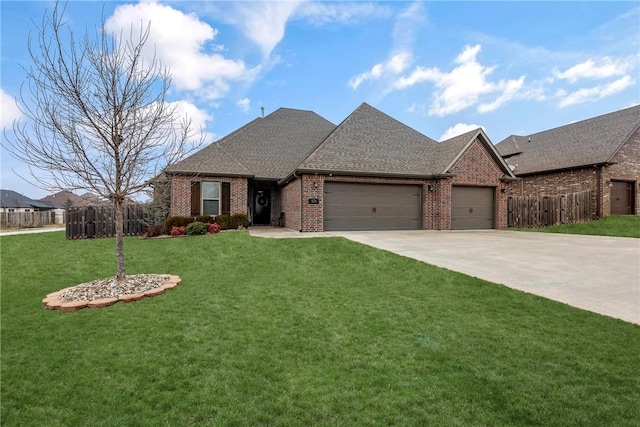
[60,300,89,313]
[43,275,182,312]
[87,297,119,308]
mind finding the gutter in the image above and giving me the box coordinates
[279,169,455,185]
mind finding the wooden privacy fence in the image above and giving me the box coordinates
[0,211,57,229]
[507,191,591,228]
[66,206,146,239]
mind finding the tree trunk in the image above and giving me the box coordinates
[115,200,126,281]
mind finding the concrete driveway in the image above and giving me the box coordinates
[250,228,640,325]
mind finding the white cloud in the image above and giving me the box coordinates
[557,75,635,107]
[349,51,413,89]
[394,44,527,116]
[105,1,259,100]
[225,1,303,59]
[295,1,392,25]
[166,100,214,143]
[237,98,251,112]
[0,89,22,129]
[553,57,634,83]
[439,123,484,141]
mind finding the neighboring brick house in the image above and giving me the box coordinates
[164,103,515,231]
[495,105,640,217]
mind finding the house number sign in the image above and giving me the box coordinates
[308,198,320,204]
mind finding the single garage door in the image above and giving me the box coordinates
[452,186,494,230]
[324,183,421,231]
[611,181,634,215]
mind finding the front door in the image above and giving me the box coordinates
[253,189,271,225]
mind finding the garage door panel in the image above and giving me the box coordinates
[452,186,494,230]
[324,183,421,231]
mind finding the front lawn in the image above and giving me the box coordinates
[1,231,639,426]
[512,215,640,238]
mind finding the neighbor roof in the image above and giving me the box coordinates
[495,105,640,175]
[0,189,56,209]
[166,108,336,180]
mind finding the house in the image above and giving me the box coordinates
[164,103,515,231]
[41,190,111,208]
[0,189,57,213]
[495,105,640,217]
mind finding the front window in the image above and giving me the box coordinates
[202,182,220,215]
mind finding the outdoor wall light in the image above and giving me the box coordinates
[501,188,507,193]
[427,184,434,192]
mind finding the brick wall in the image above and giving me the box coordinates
[602,128,640,215]
[281,179,302,231]
[448,138,509,229]
[169,175,248,217]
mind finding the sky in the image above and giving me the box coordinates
[1,0,638,199]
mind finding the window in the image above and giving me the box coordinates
[202,182,220,215]
[8,208,15,212]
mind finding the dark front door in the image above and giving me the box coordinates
[253,190,271,225]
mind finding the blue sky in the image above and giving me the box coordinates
[1,1,638,199]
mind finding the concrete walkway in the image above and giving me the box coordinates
[0,227,66,236]
[249,227,640,325]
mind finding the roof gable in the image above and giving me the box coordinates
[167,108,336,180]
[495,105,640,175]
[297,103,441,176]
[439,128,515,177]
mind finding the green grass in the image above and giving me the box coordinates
[2,231,639,426]
[512,215,640,238]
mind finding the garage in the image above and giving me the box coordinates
[610,181,634,215]
[324,183,422,231]
[451,186,495,230]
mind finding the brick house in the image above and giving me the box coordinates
[164,103,515,231]
[495,105,640,217]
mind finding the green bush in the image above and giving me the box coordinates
[164,216,194,235]
[185,221,208,236]
[195,215,215,224]
[215,214,231,230]
[230,213,250,229]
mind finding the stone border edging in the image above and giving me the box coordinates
[42,275,182,313]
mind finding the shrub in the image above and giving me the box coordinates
[164,216,193,234]
[186,221,207,236]
[170,226,186,237]
[230,213,250,229]
[196,215,215,224]
[215,214,231,230]
[207,223,222,234]
[145,225,164,238]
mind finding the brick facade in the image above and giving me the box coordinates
[449,138,509,229]
[168,138,511,231]
[169,175,248,217]
[602,127,640,216]
[505,127,640,218]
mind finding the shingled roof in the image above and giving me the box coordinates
[297,103,443,177]
[166,108,336,180]
[166,102,514,182]
[0,189,56,209]
[495,105,640,175]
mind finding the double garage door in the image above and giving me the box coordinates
[324,183,421,231]
[323,183,495,231]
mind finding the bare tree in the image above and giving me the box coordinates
[3,2,202,280]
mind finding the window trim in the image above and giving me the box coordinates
[201,181,221,216]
